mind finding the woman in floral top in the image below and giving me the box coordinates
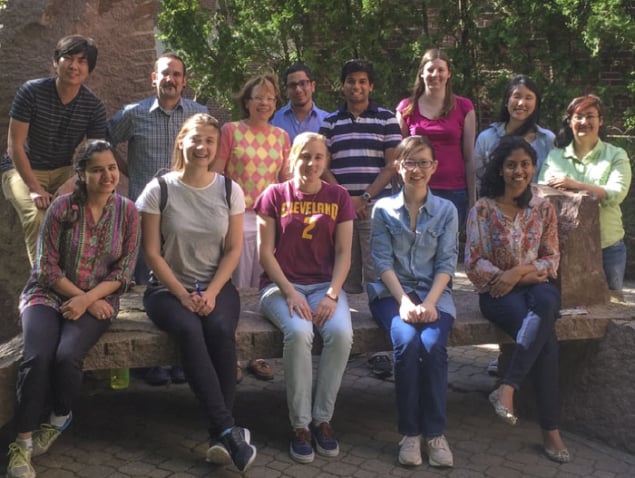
[465,136,570,463]
[7,140,140,478]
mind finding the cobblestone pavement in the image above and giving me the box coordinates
[2,343,634,477]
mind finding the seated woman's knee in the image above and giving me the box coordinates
[54,348,83,371]
[528,283,561,320]
[284,321,314,348]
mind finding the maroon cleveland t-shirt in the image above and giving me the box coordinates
[254,180,355,289]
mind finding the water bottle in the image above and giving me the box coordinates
[110,368,130,389]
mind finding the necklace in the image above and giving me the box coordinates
[293,180,322,200]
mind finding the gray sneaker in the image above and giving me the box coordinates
[7,442,35,478]
[426,435,453,467]
[398,435,422,466]
[32,424,61,457]
[32,412,72,457]
[206,428,251,465]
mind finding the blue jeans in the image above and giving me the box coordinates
[260,282,353,429]
[479,283,561,430]
[430,188,466,228]
[369,296,454,437]
[602,240,626,291]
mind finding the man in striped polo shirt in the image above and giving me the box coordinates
[1,35,107,265]
[319,59,402,294]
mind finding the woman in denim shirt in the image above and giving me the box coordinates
[368,135,458,468]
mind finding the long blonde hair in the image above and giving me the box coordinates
[401,48,455,119]
[171,113,220,171]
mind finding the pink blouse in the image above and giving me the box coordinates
[464,195,560,293]
[397,95,474,190]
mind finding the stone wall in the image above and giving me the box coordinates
[0,0,159,340]
[559,321,635,454]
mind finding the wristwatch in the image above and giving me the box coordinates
[325,292,339,302]
[361,191,372,203]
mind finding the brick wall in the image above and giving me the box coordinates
[0,0,159,339]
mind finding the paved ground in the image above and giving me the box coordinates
[2,343,634,478]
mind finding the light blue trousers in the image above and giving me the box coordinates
[260,282,353,429]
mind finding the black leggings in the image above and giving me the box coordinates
[16,305,111,433]
[143,281,240,438]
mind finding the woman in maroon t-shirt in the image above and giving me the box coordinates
[255,132,355,465]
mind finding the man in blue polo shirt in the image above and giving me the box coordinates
[1,35,107,265]
[319,59,401,294]
[272,63,328,144]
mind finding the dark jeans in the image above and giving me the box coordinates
[430,188,466,228]
[479,282,561,430]
[143,281,240,438]
[133,249,150,286]
[16,305,111,433]
[602,239,626,291]
[369,296,454,437]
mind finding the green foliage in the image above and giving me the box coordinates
[157,0,634,129]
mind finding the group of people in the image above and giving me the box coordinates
[2,34,631,477]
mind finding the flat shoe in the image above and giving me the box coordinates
[247,359,274,380]
[544,447,571,463]
[367,352,393,379]
[170,366,187,384]
[145,366,170,386]
[488,389,518,425]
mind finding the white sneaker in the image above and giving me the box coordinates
[398,435,422,466]
[426,435,454,467]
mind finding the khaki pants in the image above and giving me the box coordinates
[344,215,376,294]
[2,166,74,265]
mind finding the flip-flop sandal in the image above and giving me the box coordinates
[367,352,393,379]
[247,358,274,380]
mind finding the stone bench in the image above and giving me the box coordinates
[3,187,635,451]
[3,270,634,429]
[80,272,635,370]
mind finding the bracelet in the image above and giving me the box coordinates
[325,292,339,302]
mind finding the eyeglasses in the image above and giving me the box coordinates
[286,79,311,90]
[250,96,276,104]
[402,160,435,171]
[571,114,599,123]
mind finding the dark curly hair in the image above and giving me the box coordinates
[479,136,537,208]
[63,139,116,225]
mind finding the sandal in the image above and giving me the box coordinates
[247,358,274,380]
[368,352,393,379]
